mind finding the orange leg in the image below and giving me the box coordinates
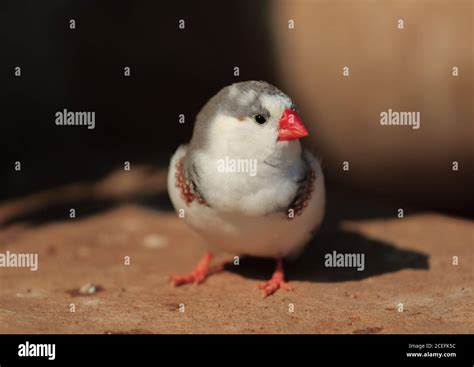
[257,257,292,297]
[169,251,223,286]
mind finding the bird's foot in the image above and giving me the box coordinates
[258,278,292,298]
[257,258,292,298]
[169,251,223,286]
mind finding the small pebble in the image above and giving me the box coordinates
[79,283,97,295]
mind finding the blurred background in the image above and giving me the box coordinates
[0,0,472,217]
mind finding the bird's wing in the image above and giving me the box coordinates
[287,148,319,215]
[186,159,207,203]
[169,144,208,206]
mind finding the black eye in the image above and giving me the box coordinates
[254,114,267,124]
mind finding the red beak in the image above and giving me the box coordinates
[277,109,309,141]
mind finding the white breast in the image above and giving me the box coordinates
[167,145,325,258]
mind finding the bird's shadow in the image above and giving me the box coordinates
[225,231,429,282]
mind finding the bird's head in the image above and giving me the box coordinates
[192,81,309,160]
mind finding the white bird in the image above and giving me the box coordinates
[167,81,325,297]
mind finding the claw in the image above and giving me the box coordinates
[169,252,223,286]
[258,258,292,297]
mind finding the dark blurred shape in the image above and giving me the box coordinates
[0,0,275,200]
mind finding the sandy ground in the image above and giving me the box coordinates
[0,166,472,334]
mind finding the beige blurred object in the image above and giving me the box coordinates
[271,0,473,213]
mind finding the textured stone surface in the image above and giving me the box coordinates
[0,167,472,334]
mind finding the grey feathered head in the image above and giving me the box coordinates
[189,81,297,151]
